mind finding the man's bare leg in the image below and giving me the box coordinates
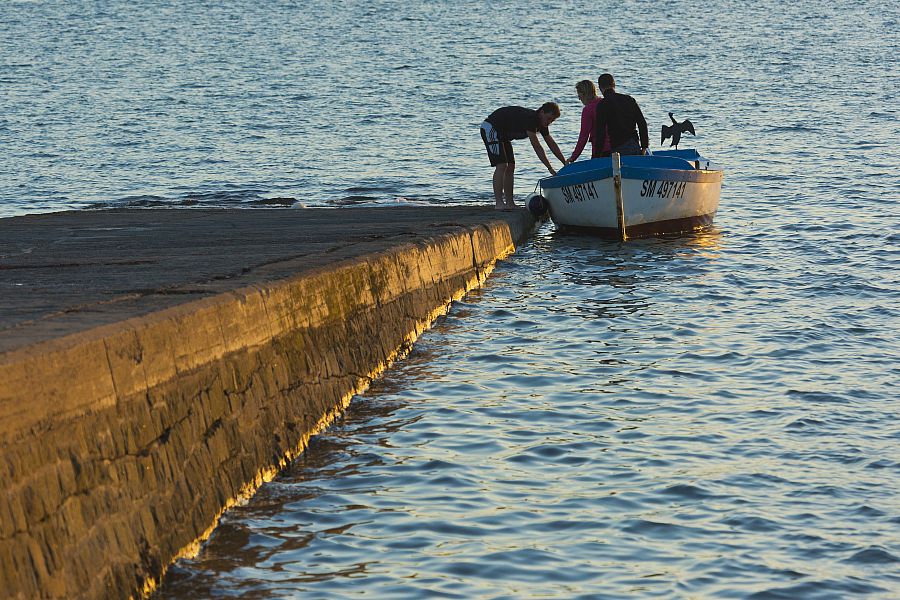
[503,163,516,207]
[492,163,507,209]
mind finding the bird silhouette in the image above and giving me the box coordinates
[660,113,695,149]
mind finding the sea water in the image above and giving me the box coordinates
[3,0,899,597]
[160,224,899,598]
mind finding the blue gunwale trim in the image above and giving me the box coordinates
[540,151,723,189]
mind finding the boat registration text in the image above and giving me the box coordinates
[640,180,687,200]
[561,181,599,204]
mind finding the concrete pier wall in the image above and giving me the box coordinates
[0,209,533,599]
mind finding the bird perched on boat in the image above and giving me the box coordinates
[660,113,695,149]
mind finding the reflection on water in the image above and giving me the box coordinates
[158,220,900,598]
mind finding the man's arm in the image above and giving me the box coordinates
[634,98,649,152]
[527,130,556,175]
[541,132,567,165]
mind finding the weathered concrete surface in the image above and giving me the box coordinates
[0,207,534,599]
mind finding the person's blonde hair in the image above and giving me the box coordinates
[575,80,597,99]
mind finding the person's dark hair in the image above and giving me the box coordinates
[539,102,561,118]
[597,73,616,90]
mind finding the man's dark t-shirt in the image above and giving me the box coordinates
[593,90,649,153]
[486,106,549,141]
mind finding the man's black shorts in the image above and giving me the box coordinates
[480,121,514,166]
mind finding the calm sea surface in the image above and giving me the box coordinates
[4,0,900,597]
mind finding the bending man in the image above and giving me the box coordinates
[480,103,566,209]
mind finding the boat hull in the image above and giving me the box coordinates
[539,150,723,238]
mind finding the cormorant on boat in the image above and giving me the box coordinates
[661,113,695,149]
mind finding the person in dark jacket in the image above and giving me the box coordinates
[592,73,649,157]
[480,102,566,209]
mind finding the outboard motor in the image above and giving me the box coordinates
[526,193,548,217]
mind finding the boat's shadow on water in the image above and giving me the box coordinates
[542,221,723,252]
[510,222,727,322]
[533,221,724,272]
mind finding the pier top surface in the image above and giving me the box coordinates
[0,207,530,355]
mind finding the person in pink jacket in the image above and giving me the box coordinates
[568,80,610,162]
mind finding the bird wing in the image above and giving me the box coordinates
[682,119,696,136]
[661,124,671,144]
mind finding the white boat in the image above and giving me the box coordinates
[534,149,723,239]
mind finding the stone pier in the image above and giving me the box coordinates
[0,207,534,599]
